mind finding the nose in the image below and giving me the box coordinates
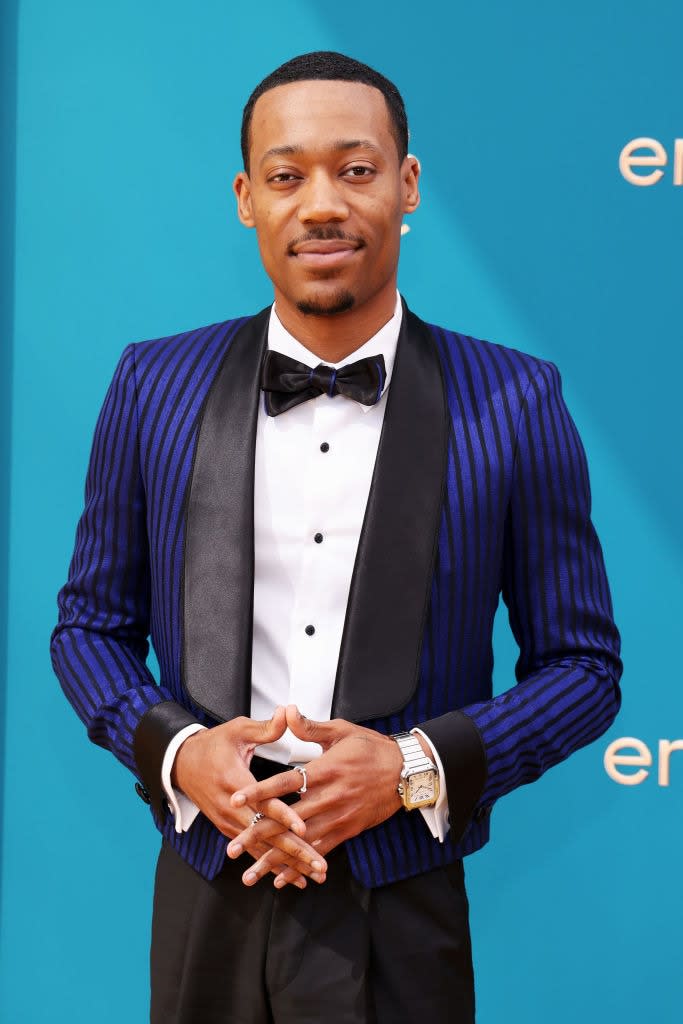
[297,170,349,224]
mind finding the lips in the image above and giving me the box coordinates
[290,238,362,269]
[292,239,359,255]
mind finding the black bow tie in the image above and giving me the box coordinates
[260,349,387,417]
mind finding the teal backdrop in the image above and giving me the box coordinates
[1,1,681,1020]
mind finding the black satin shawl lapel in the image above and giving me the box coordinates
[181,307,270,722]
[331,300,448,722]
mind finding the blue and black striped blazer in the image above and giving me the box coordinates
[50,297,623,888]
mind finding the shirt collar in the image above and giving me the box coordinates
[267,290,403,413]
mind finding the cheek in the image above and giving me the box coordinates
[253,216,285,266]
[251,199,287,245]
[364,197,403,250]
[369,218,402,266]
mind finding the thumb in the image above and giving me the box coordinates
[285,704,348,748]
[245,705,288,743]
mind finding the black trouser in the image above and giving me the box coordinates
[151,840,475,1023]
[150,759,475,1023]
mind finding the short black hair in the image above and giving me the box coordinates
[241,50,408,174]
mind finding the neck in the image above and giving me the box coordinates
[272,280,398,362]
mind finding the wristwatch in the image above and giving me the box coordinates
[391,731,440,810]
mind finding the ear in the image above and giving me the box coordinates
[233,170,256,228]
[401,153,421,216]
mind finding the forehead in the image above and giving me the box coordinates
[249,79,396,163]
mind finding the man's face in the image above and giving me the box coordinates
[233,79,419,317]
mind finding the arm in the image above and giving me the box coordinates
[49,343,200,821]
[419,359,623,839]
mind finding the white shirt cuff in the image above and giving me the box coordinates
[411,727,450,842]
[161,723,207,833]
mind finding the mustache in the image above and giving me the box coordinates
[287,228,366,255]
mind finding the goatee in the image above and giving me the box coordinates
[296,289,356,317]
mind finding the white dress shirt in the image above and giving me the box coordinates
[161,291,450,842]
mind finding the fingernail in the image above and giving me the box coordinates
[311,859,324,871]
[295,879,306,889]
[274,876,285,888]
[228,842,242,857]
[233,793,246,805]
[312,872,325,884]
[244,871,256,884]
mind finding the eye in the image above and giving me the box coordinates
[344,165,375,178]
[267,172,301,185]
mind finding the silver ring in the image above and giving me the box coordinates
[295,766,308,794]
[250,811,265,826]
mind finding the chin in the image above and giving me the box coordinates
[295,288,356,317]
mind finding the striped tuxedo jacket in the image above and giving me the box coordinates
[50,297,623,888]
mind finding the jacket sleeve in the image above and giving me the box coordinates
[419,358,623,838]
[49,343,200,819]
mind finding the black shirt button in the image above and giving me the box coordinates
[320,442,330,453]
[314,532,323,543]
[305,624,315,636]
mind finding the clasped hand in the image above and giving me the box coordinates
[174,704,404,890]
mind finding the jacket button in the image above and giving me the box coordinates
[135,782,151,804]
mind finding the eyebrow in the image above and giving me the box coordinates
[259,138,382,167]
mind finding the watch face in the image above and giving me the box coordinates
[407,770,436,805]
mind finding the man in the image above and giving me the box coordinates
[50,51,623,1023]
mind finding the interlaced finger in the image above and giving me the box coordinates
[249,793,306,835]
[247,839,307,889]
[228,816,327,875]
[242,845,327,887]
[232,767,310,808]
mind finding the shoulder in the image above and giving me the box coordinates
[121,313,263,402]
[413,310,561,405]
[130,313,254,369]
[111,313,261,436]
